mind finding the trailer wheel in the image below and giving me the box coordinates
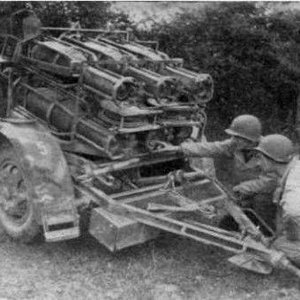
[0,146,39,243]
[0,84,7,117]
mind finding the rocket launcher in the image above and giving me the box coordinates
[60,35,181,104]
[94,36,214,104]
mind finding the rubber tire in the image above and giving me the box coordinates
[0,146,40,243]
[0,83,7,118]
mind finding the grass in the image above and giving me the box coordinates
[0,231,299,299]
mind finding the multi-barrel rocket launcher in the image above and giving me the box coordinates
[58,27,214,127]
[9,18,213,160]
[1,10,300,280]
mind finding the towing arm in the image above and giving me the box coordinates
[77,164,300,278]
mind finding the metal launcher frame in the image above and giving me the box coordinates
[0,10,299,279]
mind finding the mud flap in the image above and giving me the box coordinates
[41,199,80,242]
[228,253,273,275]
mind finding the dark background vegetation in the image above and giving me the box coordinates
[142,2,300,139]
[1,1,300,139]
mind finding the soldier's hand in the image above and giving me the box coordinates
[148,140,181,153]
[233,184,253,197]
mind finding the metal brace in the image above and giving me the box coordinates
[154,170,216,218]
[163,172,177,190]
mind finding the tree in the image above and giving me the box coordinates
[33,2,112,28]
[0,2,131,30]
[141,2,300,137]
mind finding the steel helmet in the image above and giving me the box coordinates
[225,115,262,142]
[254,134,294,163]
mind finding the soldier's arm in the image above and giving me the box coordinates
[280,184,300,240]
[233,174,278,196]
[180,138,235,158]
[280,163,300,221]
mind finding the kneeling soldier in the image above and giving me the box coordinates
[157,115,277,227]
[254,134,300,264]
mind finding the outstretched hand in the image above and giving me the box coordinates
[233,185,253,197]
[148,140,181,153]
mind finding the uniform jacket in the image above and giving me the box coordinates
[275,158,300,229]
[180,138,277,194]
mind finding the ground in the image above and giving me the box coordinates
[0,228,300,300]
[0,117,299,300]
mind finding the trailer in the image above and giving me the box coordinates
[0,9,299,279]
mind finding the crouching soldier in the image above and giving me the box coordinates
[156,115,277,227]
[254,134,300,265]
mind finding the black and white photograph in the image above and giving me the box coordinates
[0,1,300,299]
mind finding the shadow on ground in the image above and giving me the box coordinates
[0,230,299,300]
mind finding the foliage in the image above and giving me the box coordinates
[141,2,300,136]
[0,1,131,30]
[32,2,131,28]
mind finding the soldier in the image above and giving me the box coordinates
[254,134,300,264]
[157,115,276,194]
[156,114,278,227]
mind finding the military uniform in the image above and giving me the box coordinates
[157,115,277,225]
[181,138,278,228]
[275,157,300,233]
[253,134,300,265]
[181,138,277,192]
[180,114,266,188]
[272,157,300,265]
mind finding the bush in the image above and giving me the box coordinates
[141,3,300,138]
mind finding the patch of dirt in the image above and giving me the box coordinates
[0,231,299,300]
